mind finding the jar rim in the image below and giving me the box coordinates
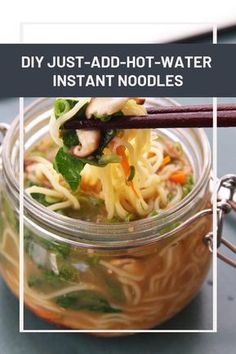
[2,97,212,249]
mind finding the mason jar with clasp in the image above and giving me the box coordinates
[0,98,235,332]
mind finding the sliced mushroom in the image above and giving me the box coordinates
[86,97,130,119]
[133,97,145,105]
[71,130,101,158]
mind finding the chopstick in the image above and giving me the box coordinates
[64,103,236,130]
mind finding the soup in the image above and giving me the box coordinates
[0,97,212,331]
[24,98,194,222]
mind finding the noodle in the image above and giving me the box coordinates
[0,97,213,332]
[49,98,90,146]
[24,98,194,221]
[100,260,144,282]
[0,211,211,330]
[117,276,142,305]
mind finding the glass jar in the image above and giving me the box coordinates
[0,98,215,331]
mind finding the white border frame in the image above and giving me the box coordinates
[18,23,218,333]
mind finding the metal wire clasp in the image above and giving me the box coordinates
[205,175,236,268]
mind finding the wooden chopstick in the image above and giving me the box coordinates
[64,103,236,130]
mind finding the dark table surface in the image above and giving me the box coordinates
[0,31,236,354]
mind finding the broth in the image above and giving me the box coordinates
[0,192,211,330]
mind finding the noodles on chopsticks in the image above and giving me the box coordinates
[24,97,194,222]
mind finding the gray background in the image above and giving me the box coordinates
[0,32,235,354]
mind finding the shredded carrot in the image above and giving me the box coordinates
[80,179,101,193]
[160,155,171,167]
[147,151,155,158]
[169,171,186,184]
[116,145,139,197]
[116,145,130,177]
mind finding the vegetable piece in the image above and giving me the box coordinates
[116,145,130,177]
[95,129,117,156]
[182,174,194,197]
[54,98,80,119]
[56,290,121,313]
[24,230,71,258]
[44,196,60,204]
[28,271,64,288]
[133,97,145,105]
[93,113,109,121]
[147,151,155,158]
[86,98,129,119]
[58,262,79,282]
[31,193,52,207]
[54,99,71,119]
[96,266,125,303]
[62,130,80,149]
[93,111,123,122]
[53,129,119,191]
[28,263,79,288]
[116,146,138,195]
[128,165,135,181]
[121,98,147,116]
[169,171,186,185]
[54,148,86,191]
[73,130,118,164]
[160,155,171,167]
[71,130,101,158]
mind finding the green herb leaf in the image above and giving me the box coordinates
[53,129,119,191]
[92,110,123,122]
[28,274,41,287]
[53,148,85,191]
[28,263,79,288]
[31,193,51,206]
[95,129,118,156]
[96,266,125,303]
[62,129,80,149]
[182,174,194,197]
[58,263,78,282]
[28,271,63,288]
[56,290,121,313]
[93,113,110,121]
[24,230,71,258]
[128,165,135,181]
